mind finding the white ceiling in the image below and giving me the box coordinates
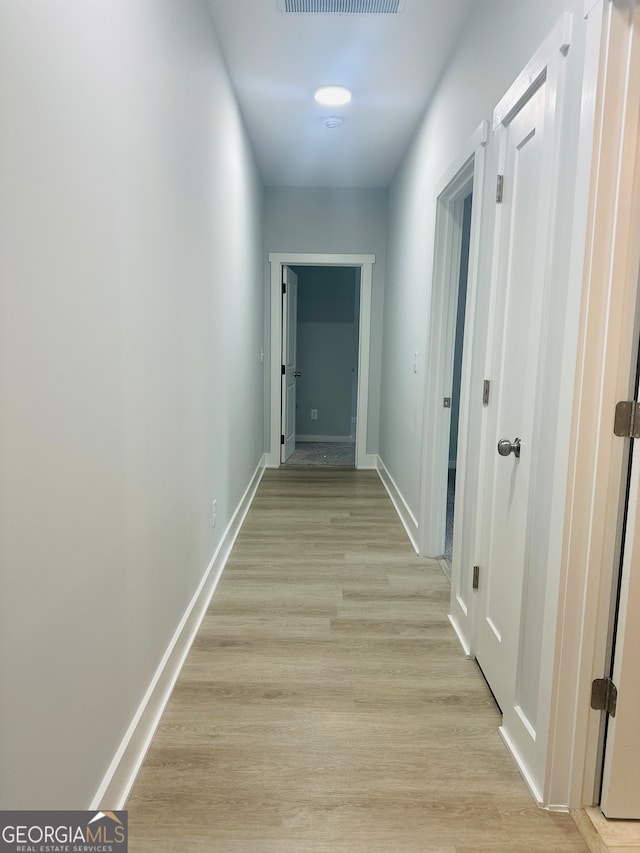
[206,0,475,188]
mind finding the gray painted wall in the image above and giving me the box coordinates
[264,188,387,455]
[293,267,358,439]
[0,0,264,808]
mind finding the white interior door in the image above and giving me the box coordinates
[476,79,554,717]
[280,266,298,463]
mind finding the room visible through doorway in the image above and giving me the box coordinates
[445,193,473,565]
[283,265,360,468]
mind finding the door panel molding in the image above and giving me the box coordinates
[493,12,572,130]
[267,253,376,469]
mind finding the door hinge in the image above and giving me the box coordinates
[614,400,640,438]
[591,677,618,717]
[472,565,480,590]
[282,281,287,295]
[282,364,286,376]
[496,174,504,204]
[483,380,490,407]
[281,434,285,445]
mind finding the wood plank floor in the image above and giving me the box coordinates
[126,468,589,852]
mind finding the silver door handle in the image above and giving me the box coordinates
[497,437,521,458]
[294,371,302,378]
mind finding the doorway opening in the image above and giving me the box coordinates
[445,192,473,565]
[283,265,360,468]
[419,137,483,567]
[597,318,640,814]
[420,120,488,657]
[267,252,376,470]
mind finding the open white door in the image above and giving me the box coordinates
[280,266,298,463]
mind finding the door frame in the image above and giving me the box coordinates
[280,266,298,463]
[267,253,376,470]
[419,121,488,559]
[419,122,488,651]
[546,0,640,809]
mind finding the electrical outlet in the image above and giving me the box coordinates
[212,500,217,529]
[311,409,318,420]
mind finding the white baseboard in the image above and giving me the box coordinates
[375,457,420,554]
[296,435,354,443]
[448,614,472,658]
[499,725,544,807]
[90,455,266,810]
[357,452,378,470]
[438,557,452,582]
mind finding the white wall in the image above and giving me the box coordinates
[381,0,588,515]
[265,188,387,454]
[0,0,264,808]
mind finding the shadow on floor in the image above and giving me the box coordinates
[284,441,355,467]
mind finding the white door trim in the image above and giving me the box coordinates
[546,0,640,809]
[419,121,488,562]
[418,123,488,665]
[267,253,376,470]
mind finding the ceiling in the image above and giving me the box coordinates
[205,0,475,188]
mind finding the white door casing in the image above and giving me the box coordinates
[268,253,376,470]
[545,0,640,811]
[280,266,298,463]
[599,1,640,818]
[421,184,471,562]
[421,121,488,655]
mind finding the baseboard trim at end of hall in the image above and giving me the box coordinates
[498,724,544,808]
[90,455,266,811]
[375,457,420,554]
[357,452,378,470]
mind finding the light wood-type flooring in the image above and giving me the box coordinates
[126,468,590,852]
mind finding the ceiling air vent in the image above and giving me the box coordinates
[279,0,405,13]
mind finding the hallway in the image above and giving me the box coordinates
[125,469,587,852]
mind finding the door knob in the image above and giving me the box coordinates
[497,437,521,458]
[294,371,302,378]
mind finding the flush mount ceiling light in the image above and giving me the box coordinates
[314,85,352,106]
